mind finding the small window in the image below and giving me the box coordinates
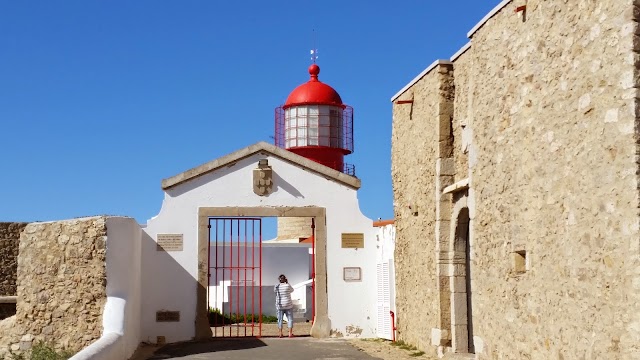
[513,250,527,273]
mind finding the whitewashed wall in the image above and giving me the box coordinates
[72,217,142,360]
[141,152,377,343]
[207,243,311,317]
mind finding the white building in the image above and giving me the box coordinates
[137,63,385,344]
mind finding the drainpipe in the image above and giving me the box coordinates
[311,218,316,323]
[390,311,397,342]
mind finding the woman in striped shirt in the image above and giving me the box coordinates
[274,274,294,338]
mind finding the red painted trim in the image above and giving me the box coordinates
[515,5,526,12]
[373,219,395,227]
[395,100,414,104]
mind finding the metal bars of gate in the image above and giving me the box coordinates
[208,217,262,337]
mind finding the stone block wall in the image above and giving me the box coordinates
[466,1,640,358]
[276,217,312,240]
[392,0,640,358]
[0,222,28,296]
[451,52,471,183]
[391,67,442,355]
[0,217,108,358]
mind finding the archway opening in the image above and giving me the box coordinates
[196,207,328,340]
[452,207,473,353]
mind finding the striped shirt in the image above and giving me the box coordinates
[274,283,294,310]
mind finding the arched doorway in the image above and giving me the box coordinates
[451,206,473,353]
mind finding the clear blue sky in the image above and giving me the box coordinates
[0,1,498,225]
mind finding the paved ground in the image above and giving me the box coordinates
[137,337,380,360]
[130,323,381,360]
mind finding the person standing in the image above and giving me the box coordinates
[274,274,294,338]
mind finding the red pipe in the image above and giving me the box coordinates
[259,219,263,338]
[311,218,316,323]
[251,219,255,336]
[244,220,247,337]
[390,311,397,342]
[207,221,211,325]
[236,219,240,337]
[229,220,233,338]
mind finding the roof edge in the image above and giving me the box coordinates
[390,60,453,102]
[450,42,472,62]
[467,0,513,38]
[161,141,361,190]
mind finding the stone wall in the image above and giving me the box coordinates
[391,66,442,355]
[451,51,470,183]
[392,0,640,358]
[0,222,27,322]
[276,217,312,240]
[467,1,640,358]
[0,222,28,296]
[0,217,108,358]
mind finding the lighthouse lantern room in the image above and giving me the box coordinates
[275,64,355,175]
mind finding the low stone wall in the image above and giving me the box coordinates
[0,217,108,358]
[0,222,28,297]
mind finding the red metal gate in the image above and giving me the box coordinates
[208,217,262,337]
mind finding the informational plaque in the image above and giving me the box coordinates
[341,233,364,248]
[157,234,183,252]
[343,267,362,282]
[156,311,180,322]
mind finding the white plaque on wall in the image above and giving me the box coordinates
[343,267,362,282]
[157,234,183,252]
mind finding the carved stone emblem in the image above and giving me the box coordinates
[253,159,273,196]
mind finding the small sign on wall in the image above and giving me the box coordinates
[343,267,362,282]
[157,234,183,252]
[156,311,180,322]
[341,233,364,248]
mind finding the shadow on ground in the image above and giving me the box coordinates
[147,338,267,359]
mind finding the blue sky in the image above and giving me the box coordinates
[0,1,498,226]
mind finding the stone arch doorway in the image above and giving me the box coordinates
[451,205,473,353]
[194,206,328,340]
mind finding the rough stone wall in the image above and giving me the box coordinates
[392,0,640,358]
[0,222,28,296]
[0,217,108,358]
[465,1,640,358]
[451,52,471,183]
[276,217,312,240]
[391,69,441,355]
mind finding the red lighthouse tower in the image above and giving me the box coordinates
[275,64,355,175]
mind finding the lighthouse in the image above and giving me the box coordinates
[275,64,355,175]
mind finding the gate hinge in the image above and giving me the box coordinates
[207,224,211,229]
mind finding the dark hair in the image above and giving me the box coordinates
[278,274,286,282]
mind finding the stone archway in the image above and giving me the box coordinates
[449,199,473,353]
[195,206,328,339]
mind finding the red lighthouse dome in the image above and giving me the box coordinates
[275,64,355,175]
[284,65,344,108]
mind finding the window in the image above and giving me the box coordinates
[513,250,527,273]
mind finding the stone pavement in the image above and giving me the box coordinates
[139,337,381,360]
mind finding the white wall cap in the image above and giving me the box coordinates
[390,60,453,102]
[450,42,471,62]
[467,0,513,38]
